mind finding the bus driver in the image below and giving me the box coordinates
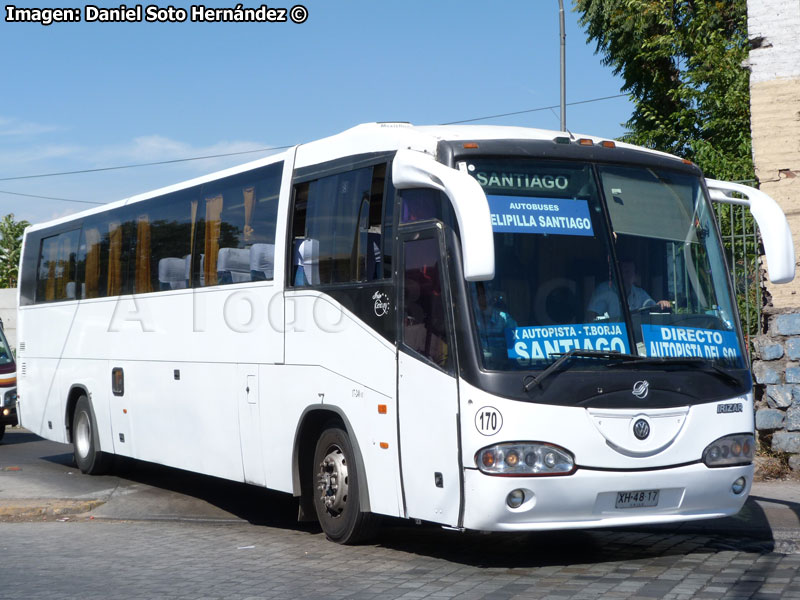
[587,259,671,321]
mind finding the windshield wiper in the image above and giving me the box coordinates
[523,349,640,393]
[607,356,741,386]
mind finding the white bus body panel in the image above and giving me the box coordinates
[283,290,403,518]
[458,380,754,530]
[462,463,752,531]
[398,353,460,526]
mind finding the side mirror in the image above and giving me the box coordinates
[706,179,795,284]
[392,149,495,281]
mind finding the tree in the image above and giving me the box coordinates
[0,213,31,288]
[574,0,754,182]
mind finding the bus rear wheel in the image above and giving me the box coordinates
[312,425,377,544]
[73,395,112,475]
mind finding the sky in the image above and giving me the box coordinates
[0,0,634,227]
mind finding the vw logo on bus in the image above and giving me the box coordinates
[633,418,651,440]
[632,380,650,399]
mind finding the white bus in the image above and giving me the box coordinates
[17,123,795,543]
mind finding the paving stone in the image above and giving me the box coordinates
[773,431,800,453]
[765,384,799,408]
[775,314,800,336]
[754,362,783,384]
[786,338,800,360]
[787,406,800,431]
[757,341,785,361]
[756,408,786,430]
[1,520,800,599]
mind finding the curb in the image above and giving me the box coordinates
[0,499,106,520]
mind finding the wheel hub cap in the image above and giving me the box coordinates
[75,411,91,459]
[317,446,349,516]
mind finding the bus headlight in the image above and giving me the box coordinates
[476,442,575,476]
[702,434,755,468]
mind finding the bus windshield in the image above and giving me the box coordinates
[463,158,744,372]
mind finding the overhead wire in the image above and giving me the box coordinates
[0,93,630,205]
[0,189,103,204]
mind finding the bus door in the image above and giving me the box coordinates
[397,225,462,527]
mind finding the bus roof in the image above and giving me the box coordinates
[26,122,683,233]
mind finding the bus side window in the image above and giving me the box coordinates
[402,236,451,371]
[290,163,389,287]
[194,163,282,288]
[35,229,80,303]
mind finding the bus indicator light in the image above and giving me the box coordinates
[599,141,616,148]
[463,143,479,149]
[505,451,520,467]
[378,404,387,414]
[702,434,754,467]
[380,442,389,449]
[477,442,575,476]
[578,138,594,146]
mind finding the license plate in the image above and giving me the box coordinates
[615,489,660,509]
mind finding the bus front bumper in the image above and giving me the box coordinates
[462,462,753,532]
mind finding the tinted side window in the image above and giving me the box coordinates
[402,235,451,370]
[35,229,80,303]
[291,163,389,286]
[77,211,129,299]
[130,188,197,293]
[194,162,283,287]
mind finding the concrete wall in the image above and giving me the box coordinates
[748,0,800,470]
[0,288,16,350]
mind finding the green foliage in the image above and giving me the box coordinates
[574,0,754,181]
[575,0,761,343]
[0,213,31,288]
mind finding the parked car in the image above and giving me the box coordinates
[0,318,17,442]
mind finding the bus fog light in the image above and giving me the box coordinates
[731,477,746,495]
[476,442,575,476]
[703,434,754,467]
[506,489,525,508]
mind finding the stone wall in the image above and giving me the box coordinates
[748,0,800,473]
[753,311,800,471]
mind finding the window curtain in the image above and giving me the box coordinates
[84,228,101,298]
[55,234,73,299]
[203,195,223,286]
[107,221,122,296]
[45,239,58,301]
[135,215,152,293]
[243,187,255,242]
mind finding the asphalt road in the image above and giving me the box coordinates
[1,428,799,599]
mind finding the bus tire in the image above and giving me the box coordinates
[312,425,377,544]
[73,395,112,475]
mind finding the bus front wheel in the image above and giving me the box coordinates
[312,425,377,544]
[72,396,112,475]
